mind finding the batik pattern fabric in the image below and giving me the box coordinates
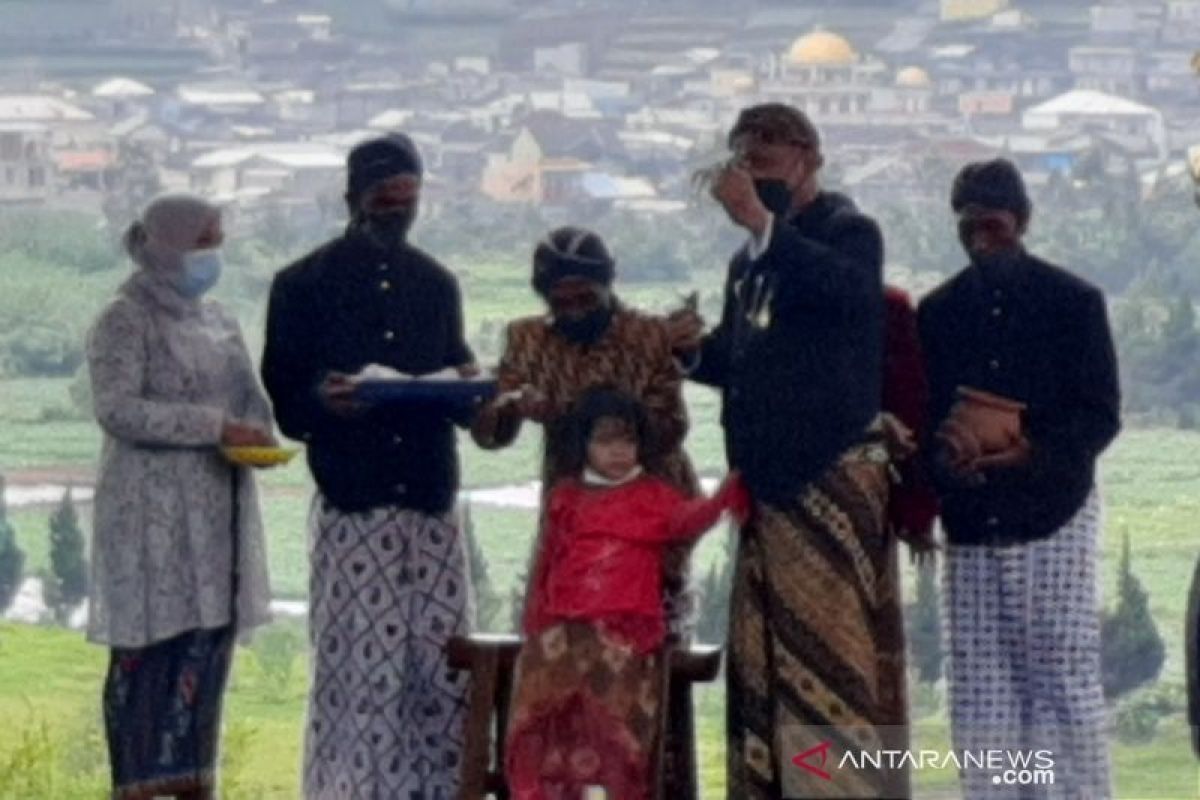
[726,436,910,800]
[303,499,474,800]
[945,490,1111,800]
[103,626,235,800]
[473,306,701,796]
[506,621,663,800]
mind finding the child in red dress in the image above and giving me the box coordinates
[505,388,748,800]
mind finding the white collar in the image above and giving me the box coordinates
[582,465,643,487]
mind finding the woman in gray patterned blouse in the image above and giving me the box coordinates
[86,194,275,800]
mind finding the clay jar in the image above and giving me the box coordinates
[950,386,1026,454]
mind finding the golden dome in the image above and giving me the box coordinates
[786,30,857,66]
[896,66,932,88]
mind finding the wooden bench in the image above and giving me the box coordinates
[448,633,722,800]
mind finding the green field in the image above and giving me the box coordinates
[3,363,1200,796]
[4,374,1200,796]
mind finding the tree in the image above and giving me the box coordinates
[461,502,503,632]
[47,487,87,624]
[1101,532,1166,700]
[905,558,944,685]
[0,474,26,615]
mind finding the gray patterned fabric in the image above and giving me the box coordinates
[946,490,1111,800]
[86,273,273,648]
[304,499,473,800]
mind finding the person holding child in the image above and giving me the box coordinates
[504,388,748,800]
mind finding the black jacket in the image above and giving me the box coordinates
[261,231,474,514]
[691,191,884,506]
[917,251,1121,546]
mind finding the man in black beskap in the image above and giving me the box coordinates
[672,103,910,800]
[918,158,1120,800]
[262,132,476,800]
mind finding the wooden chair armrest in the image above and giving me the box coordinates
[447,633,523,670]
[668,643,722,683]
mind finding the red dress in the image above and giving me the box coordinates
[507,473,746,800]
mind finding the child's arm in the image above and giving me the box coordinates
[663,472,751,542]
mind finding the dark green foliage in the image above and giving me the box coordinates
[1102,533,1166,700]
[47,488,87,624]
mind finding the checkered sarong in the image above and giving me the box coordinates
[945,490,1111,799]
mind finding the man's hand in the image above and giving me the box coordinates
[318,372,367,418]
[934,417,981,468]
[973,435,1032,471]
[666,307,705,355]
[711,166,771,235]
[934,417,985,486]
[495,384,551,422]
[455,362,482,379]
[881,414,917,460]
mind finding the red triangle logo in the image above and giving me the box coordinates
[791,740,833,781]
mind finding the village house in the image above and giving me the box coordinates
[0,123,54,204]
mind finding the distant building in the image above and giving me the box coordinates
[1068,46,1138,95]
[759,31,937,125]
[940,0,1009,23]
[534,43,587,77]
[0,123,53,204]
[1023,89,1167,157]
[760,30,881,119]
[0,95,103,150]
[189,142,344,202]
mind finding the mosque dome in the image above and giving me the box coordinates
[896,66,932,88]
[786,30,857,66]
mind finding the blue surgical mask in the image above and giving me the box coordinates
[176,249,223,298]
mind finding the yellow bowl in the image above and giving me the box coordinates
[222,446,300,467]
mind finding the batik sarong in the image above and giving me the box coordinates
[727,437,910,799]
[304,498,474,800]
[946,490,1110,800]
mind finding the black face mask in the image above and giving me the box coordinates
[957,215,1022,276]
[360,208,415,250]
[553,305,614,346]
[753,178,793,216]
[969,248,1017,271]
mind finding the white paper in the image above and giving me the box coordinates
[351,363,493,383]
